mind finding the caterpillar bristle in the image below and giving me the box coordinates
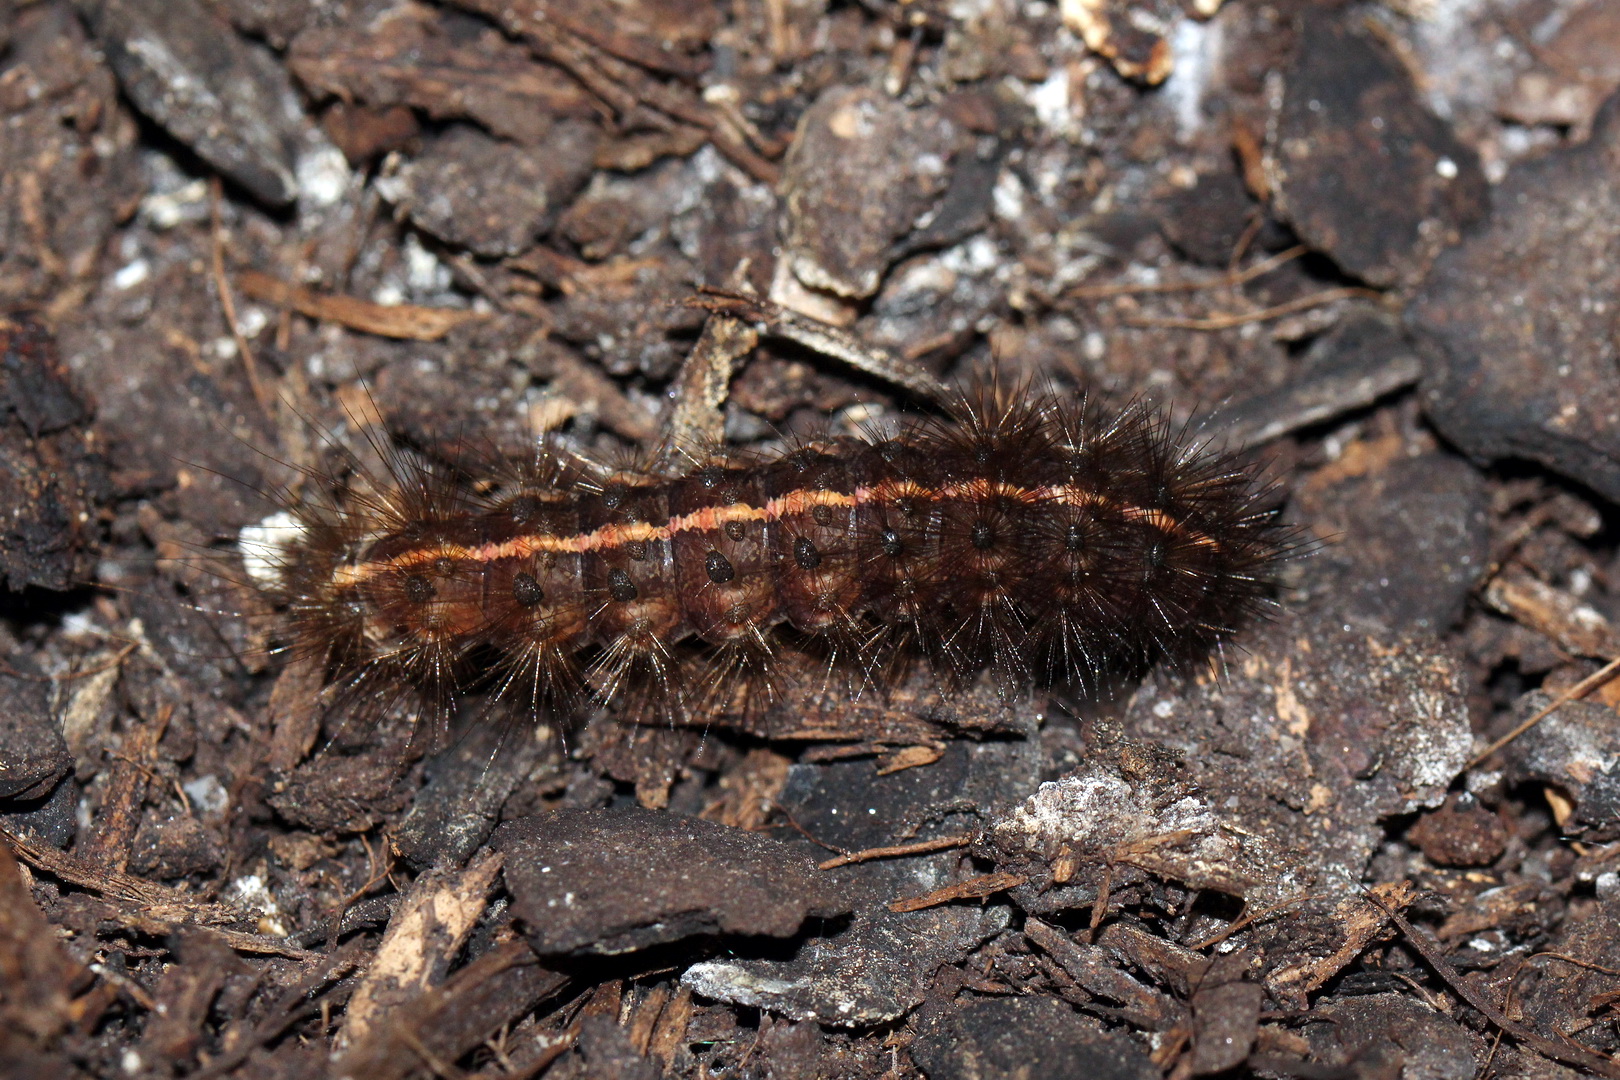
[210,382,1291,754]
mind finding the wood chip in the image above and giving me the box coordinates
[1483,569,1620,658]
[341,850,504,1047]
[237,269,485,341]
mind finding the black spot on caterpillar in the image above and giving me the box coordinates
[239,383,1289,742]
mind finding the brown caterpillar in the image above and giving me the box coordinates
[248,382,1287,737]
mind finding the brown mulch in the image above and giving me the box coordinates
[5,1,1620,1077]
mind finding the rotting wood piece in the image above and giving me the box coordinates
[333,937,568,1080]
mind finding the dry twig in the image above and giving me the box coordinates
[1370,892,1620,1078]
[1468,654,1620,768]
[1068,245,1307,299]
[818,834,972,870]
[1122,287,1382,331]
[889,871,1026,912]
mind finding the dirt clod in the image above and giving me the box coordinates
[497,806,849,956]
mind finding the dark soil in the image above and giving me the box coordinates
[6,1,1620,1077]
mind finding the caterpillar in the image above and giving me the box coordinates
[241,331,1288,741]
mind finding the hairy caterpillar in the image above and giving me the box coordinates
[243,361,1288,741]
